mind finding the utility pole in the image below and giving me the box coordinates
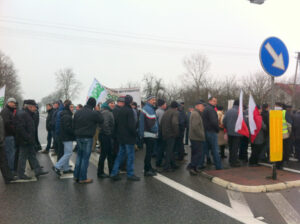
[292,52,300,108]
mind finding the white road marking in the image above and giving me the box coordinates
[267,192,300,224]
[227,190,254,218]
[89,152,109,174]
[154,174,266,224]
[259,162,300,174]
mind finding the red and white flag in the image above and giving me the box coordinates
[234,91,249,137]
[248,94,262,143]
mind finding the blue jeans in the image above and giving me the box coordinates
[4,136,16,171]
[204,132,222,170]
[74,138,93,181]
[111,144,135,177]
[55,141,73,171]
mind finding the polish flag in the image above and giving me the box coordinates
[234,91,249,137]
[248,94,262,143]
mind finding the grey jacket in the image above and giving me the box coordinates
[156,107,165,125]
[0,115,4,149]
[189,109,205,141]
[253,121,266,145]
[223,105,242,137]
[100,108,115,136]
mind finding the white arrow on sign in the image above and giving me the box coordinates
[264,42,285,70]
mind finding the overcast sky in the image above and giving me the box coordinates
[0,0,299,103]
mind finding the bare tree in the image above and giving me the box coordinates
[183,53,210,96]
[55,68,81,101]
[0,51,22,104]
[142,73,165,99]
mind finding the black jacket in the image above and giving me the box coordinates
[202,103,219,133]
[15,109,36,146]
[0,115,4,149]
[60,107,75,141]
[293,111,300,140]
[178,107,187,137]
[112,105,122,138]
[100,105,114,136]
[73,105,104,138]
[116,104,136,144]
[46,108,54,132]
[0,105,16,137]
[261,109,269,137]
[51,108,58,131]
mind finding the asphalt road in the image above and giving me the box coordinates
[1,114,300,224]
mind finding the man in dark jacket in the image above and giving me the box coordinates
[0,114,15,184]
[42,103,54,153]
[51,101,59,156]
[293,109,300,161]
[54,102,65,161]
[0,97,17,172]
[110,95,140,181]
[223,99,242,167]
[16,100,48,180]
[53,100,75,176]
[73,97,104,184]
[175,104,187,161]
[260,103,269,161]
[202,97,222,170]
[160,101,179,172]
[97,99,115,178]
[33,104,42,152]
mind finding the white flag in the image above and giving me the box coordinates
[87,79,108,104]
[0,85,6,112]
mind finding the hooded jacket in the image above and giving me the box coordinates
[100,102,114,136]
[139,102,159,138]
[73,105,104,138]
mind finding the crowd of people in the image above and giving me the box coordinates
[0,94,298,184]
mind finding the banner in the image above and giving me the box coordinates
[0,85,5,112]
[87,79,119,104]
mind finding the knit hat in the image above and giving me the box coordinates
[7,98,16,103]
[146,95,155,101]
[125,95,133,105]
[117,96,125,102]
[105,99,114,104]
[87,97,96,108]
[157,99,165,107]
[170,101,179,108]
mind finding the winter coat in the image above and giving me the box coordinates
[46,108,54,132]
[178,107,187,137]
[112,105,122,138]
[55,103,64,136]
[139,103,159,138]
[223,105,242,137]
[60,107,75,141]
[115,104,136,144]
[202,103,219,133]
[261,110,269,137]
[73,105,104,139]
[100,103,114,136]
[0,115,4,149]
[189,109,205,141]
[0,105,16,137]
[51,108,58,131]
[292,111,300,140]
[156,107,165,125]
[253,121,266,145]
[15,109,36,146]
[160,108,179,140]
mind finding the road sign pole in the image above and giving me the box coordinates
[271,76,275,109]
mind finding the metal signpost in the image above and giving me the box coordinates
[259,36,289,180]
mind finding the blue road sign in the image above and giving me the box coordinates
[259,37,289,77]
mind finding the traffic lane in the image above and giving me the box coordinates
[0,153,241,224]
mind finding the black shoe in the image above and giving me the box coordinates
[98,173,109,179]
[63,170,74,174]
[36,170,49,177]
[230,163,241,167]
[18,175,32,180]
[52,166,61,176]
[189,168,198,176]
[41,150,49,154]
[221,155,227,159]
[127,175,140,181]
[171,164,179,170]
[51,152,57,156]
[111,175,121,181]
[144,171,157,177]
[207,158,212,165]
[158,168,174,173]
[184,152,188,156]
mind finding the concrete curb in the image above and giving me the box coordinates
[201,171,300,193]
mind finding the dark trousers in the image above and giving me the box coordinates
[144,138,156,172]
[35,129,42,151]
[53,131,58,154]
[0,145,13,183]
[239,136,249,161]
[45,131,52,151]
[164,138,176,169]
[156,137,165,166]
[220,145,226,157]
[189,140,203,169]
[228,136,241,165]
[276,138,291,168]
[18,144,41,177]
[175,136,184,160]
[57,136,64,161]
[295,139,300,160]
[185,128,189,145]
[249,144,264,165]
[97,134,114,175]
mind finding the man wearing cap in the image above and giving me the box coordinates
[73,97,104,184]
[97,99,115,178]
[187,100,205,175]
[0,97,17,172]
[15,99,49,180]
[160,101,179,172]
[139,95,159,177]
